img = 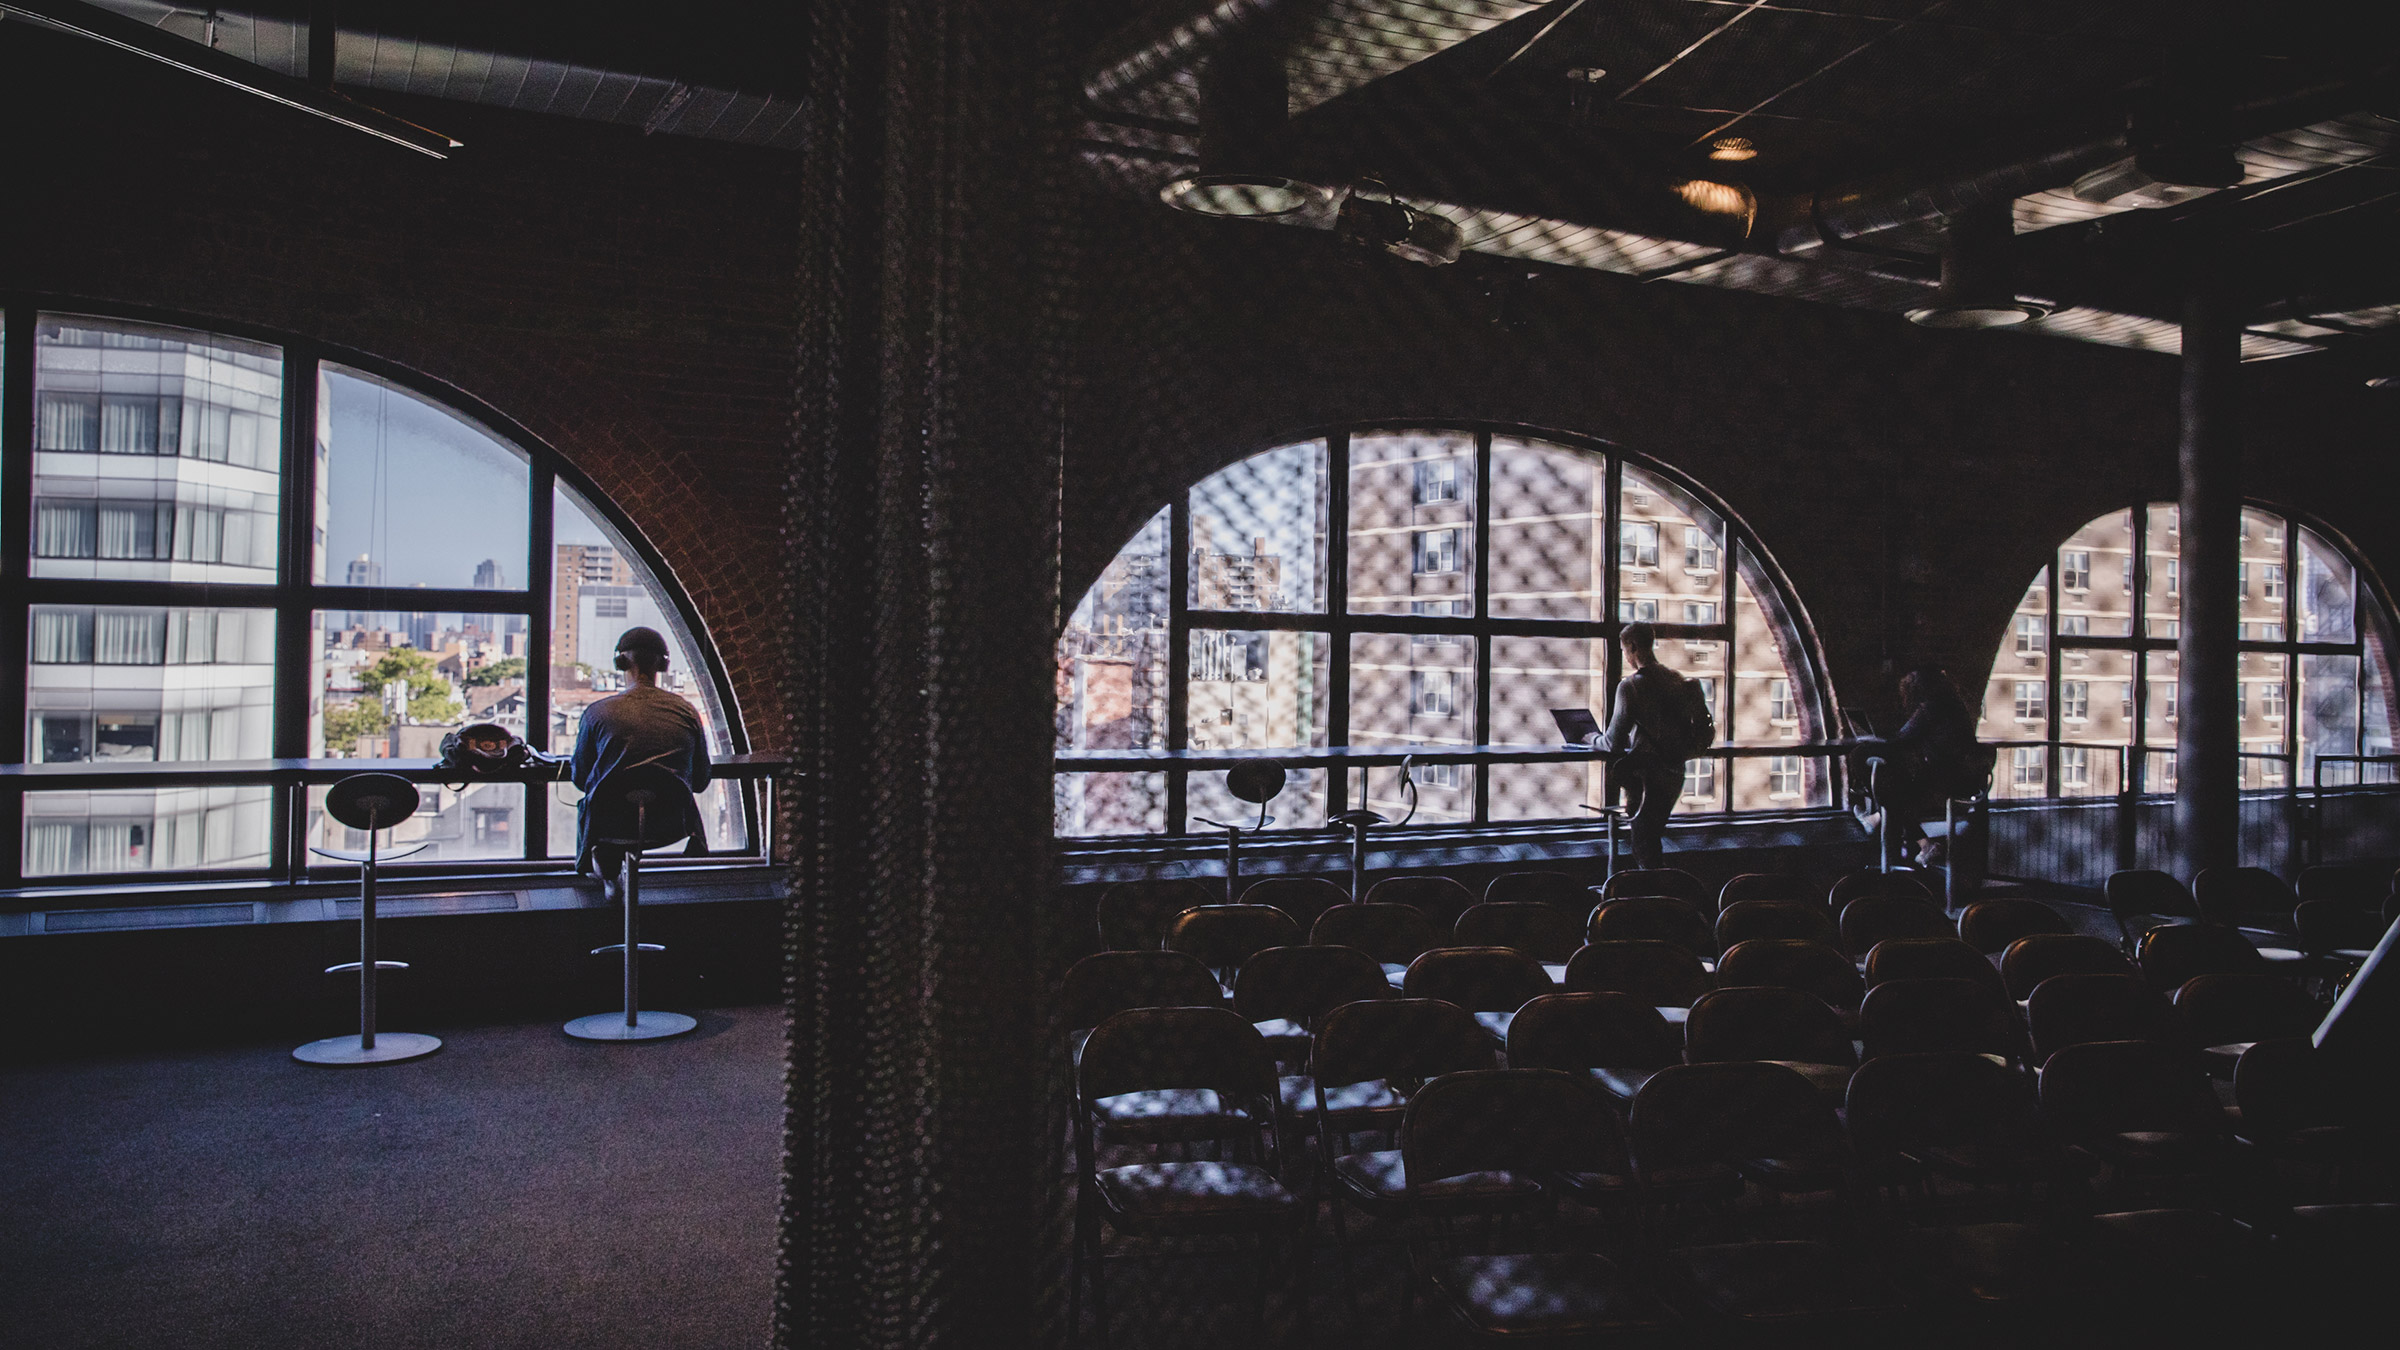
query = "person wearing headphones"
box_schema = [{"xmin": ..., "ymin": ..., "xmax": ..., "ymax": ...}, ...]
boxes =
[{"xmin": 570, "ymin": 626, "xmax": 713, "ymax": 891}]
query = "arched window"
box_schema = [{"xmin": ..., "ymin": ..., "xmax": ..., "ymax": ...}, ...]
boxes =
[
  {"xmin": 1054, "ymin": 427, "xmax": 1828, "ymax": 836},
  {"xmin": 1979, "ymin": 503, "xmax": 2397, "ymax": 799},
  {"xmin": 10, "ymin": 312, "xmax": 747, "ymax": 883}
]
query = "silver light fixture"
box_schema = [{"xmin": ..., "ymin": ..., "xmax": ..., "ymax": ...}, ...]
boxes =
[{"xmin": 1907, "ymin": 205, "xmax": 2050, "ymax": 329}]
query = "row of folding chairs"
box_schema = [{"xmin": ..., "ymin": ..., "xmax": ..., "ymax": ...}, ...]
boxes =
[
  {"xmin": 2107, "ymin": 865, "xmax": 2397, "ymax": 964},
  {"xmin": 1096, "ymin": 868, "xmax": 1943, "ymax": 954},
  {"xmin": 1072, "ymin": 995, "xmax": 2388, "ymax": 1342},
  {"xmin": 1151, "ymin": 890, "xmax": 1979, "ymax": 984}
]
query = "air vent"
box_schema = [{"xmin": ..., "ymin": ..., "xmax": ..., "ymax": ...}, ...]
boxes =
[{"xmin": 44, "ymin": 903, "xmax": 256, "ymax": 933}]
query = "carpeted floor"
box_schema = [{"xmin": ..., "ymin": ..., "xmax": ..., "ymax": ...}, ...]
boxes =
[{"xmin": 0, "ymin": 1006, "xmax": 782, "ymax": 1350}]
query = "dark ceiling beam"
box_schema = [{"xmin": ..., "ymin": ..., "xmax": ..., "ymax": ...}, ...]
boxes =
[{"xmin": 0, "ymin": 0, "xmax": 457, "ymax": 157}]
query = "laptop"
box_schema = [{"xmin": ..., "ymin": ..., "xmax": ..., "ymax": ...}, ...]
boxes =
[{"xmin": 1550, "ymin": 708, "xmax": 1603, "ymax": 749}]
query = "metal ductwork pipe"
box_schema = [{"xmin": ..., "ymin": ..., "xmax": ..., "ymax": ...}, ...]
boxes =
[
  {"xmin": 1084, "ymin": 0, "xmax": 1291, "ymax": 117},
  {"xmin": 1775, "ymin": 135, "xmax": 2129, "ymax": 257},
  {"xmin": 1905, "ymin": 204, "xmax": 2049, "ymax": 328},
  {"xmin": 1157, "ymin": 22, "xmax": 1313, "ymax": 217}
]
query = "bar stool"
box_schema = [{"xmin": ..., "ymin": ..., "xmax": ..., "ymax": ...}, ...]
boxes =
[
  {"xmin": 295, "ymin": 773, "xmax": 441, "ymax": 1066},
  {"xmin": 566, "ymin": 763, "xmax": 698, "ymax": 1041}
]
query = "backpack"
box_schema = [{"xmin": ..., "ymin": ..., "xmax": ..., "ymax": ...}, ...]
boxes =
[{"xmin": 1639, "ymin": 670, "xmax": 1716, "ymax": 761}]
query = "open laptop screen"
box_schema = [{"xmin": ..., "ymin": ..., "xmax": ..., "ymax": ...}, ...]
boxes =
[{"xmin": 1550, "ymin": 708, "xmax": 1602, "ymax": 747}]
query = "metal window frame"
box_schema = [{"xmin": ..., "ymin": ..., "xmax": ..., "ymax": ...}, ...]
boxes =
[
  {"xmin": 1068, "ymin": 421, "xmax": 1832, "ymax": 837},
  {"xmin": 0, "ymin": 300, "xmax": 757, "ymax": 896},
  {"xmin": 2037, "ymin": 500, "xmax": 2384, "ymax": 800}
]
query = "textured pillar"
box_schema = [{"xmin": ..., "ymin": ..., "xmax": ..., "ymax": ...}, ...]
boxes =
[
  {"xmin": 2175, "ymin": 288, "xmax": 2241, "ymax": 878},
  {"xmin": 780, "ymin": 2, "xmax": 1075, "ymax": 1345}
]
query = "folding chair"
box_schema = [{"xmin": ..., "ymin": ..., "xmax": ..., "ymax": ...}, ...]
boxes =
[
  {"xmin": 1072, "ymin": 1007, "xmax": 1307, "ymax": 1345},
  {"xmin": 1097, "ymin": 877, "xmax": 1214, "ymax": 951},
  {"xmin": 1400, "ymin": 1071, "xmax": 1677, "ymax": 1342},
  {"xmin": 1402, "ymin": 946, "xmax": 1557, "ymax": 1044},
  {"xmin": 1454, "ymin": 901, "xmax": 1583, "ymax": 965}
]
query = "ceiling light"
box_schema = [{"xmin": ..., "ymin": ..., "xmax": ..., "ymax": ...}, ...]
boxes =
[
  {"xmin": 1905, "ymin": 302, "xmax": 2048, "ymax": 329},
  {"xmin": 1161, "ymin": 174, "xmax": 1314, "ymax": 218},
  {"xmin": 1567, "ymin": 67, "xmax": 1607, "ymax": 83},
  {"xmin": 1907, "ymin": 204, "xmax": 2051, "ymax": 329},
  {"xmin": 2369, "ymin": 376, "xmax": 2396, "ymax": 389},
  {"xmin": 1673, "ymin": 179, "xmax": 1756, "ymax": 222},
  {"xmin": 1708, "ymin": 137, "xmax": 1757, "ymax": 162}
]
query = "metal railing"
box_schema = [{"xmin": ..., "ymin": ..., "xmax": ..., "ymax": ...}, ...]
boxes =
[{"xmin": 1978, "ymin": 742, "xmax": 2400, "ymax": 889}]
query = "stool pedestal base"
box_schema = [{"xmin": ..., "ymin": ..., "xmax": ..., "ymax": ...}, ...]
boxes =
[
  {"xmin": 293, "ymin": 1032, "xmax": 442, "ymax": 1066},
  {"xmin": 564, "ymin": 1011, "xmax": 696, "ymax": 1042}
]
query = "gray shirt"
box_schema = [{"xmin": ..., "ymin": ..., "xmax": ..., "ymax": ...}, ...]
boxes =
[
  {"xmin": 570, "ymin": 685, "xmax": 712, "ymax": 865},
  {"xmin": 1600, "ymin": 664, "xmax": 1688, "ymax": 762}
]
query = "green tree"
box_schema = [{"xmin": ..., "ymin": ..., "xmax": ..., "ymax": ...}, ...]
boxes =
[
  {"xmin": 465, "ymin": 656, "xmax": 525, "ymax": 687},
  {"xmin": 361, "ymin": 648, "xmax": 464, "ymax": 724},
  {"xmin": 322, "ymin": 699, "xmax": 390, "ymax": 756}
]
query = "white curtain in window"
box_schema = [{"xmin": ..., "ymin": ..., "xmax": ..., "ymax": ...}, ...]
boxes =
[
  {"xmin": 95, "ymin": 610, "xmax": 166, "ymax": 664},
  {"xmin": 35, "ymin": 502, "xmax": 96, "ymax": 557},
  {"xmin": 86, "ymin": 822, "xmax": 144, "ymax": 872},
  {"xmin": 101, "ymin": 397, "xmax": 159, "ymax": 455},
  {"xmin": 165, "ymin": 609, "xmax": 217, "ymax": 665},
  {"xmin": 189, "ymin": 403, "xmax": 233, "ymax": 462},
  {"xmin": 32, "ymin": 609, "xmax": 93, "ymax": 663},
  {"xmin": 96, "ymin": 505, "xmax": 156, "ymax": 559},
  {"xmin": 37, "ymin": 396, "xmax": 95, "ymax": 451},
  {"xmin": 25, "ymin": 824, "xmax": 84, "ymax": 876}
]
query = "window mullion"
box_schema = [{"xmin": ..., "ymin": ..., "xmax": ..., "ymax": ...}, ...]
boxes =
[
  {"xmin": 1472, "ymin": 427, "xmax": 1491, "ymax": 824},
  {"xmin": 525, "ymin": 462, "xmax": 555, "ymax": 861},
  {"xmin": 1325, "ymin": 433, "xmax": 1351, "ymax": 816},
  {"xmin": 1165, "ymin": 491, "xmax": 1191, "ymax": 833},
  {"xmin": 0, "ymin": 304, "xmax": 33, "ymax": 887}
]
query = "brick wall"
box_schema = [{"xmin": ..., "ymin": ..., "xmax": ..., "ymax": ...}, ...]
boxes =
[{"xmin": 0, "ymin": 31, "xmax": 799, "ymax": 747}]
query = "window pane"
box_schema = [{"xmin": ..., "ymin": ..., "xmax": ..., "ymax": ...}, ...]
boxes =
[
  {"xmin": 28, "ymin": 606, "xmax": 276, "ymax": 764},
  {"xmin": 1619, "ymin": 466, "xmax": 1723, "ymax": 636},
  {"xmin": 1982, "ymin": 567, "xmax": 2049, "ymax": 737},
  {"xmin": 313, "ymin": 611, "xmax": 523, "ymax": 759},
  {"xmin": 1192, "ymin": 439, "xmax": 1327, "ymax": 613},
  {"xmin": 1488, "ymin": 436, "xmax": 1602, "ymax": 619},
  {"xmin": 1058, "ymin": 507, "xmax": 1168, "ymax": 753},
  {"xmin": 32, "ymin": 316, "xmax": 282, "ymax": 583},
  {"xmin": 1184, "ymin": 628, "xmax": 1327, "ymax": 829},
  {"xmin": 1349, "ymin": 632, "xmax": 1475, "ymax": 823},
  {"xmin": 551, "ymin": 483, "xmax": 743, "ymax": 852},
  {"xmin": 2143, "ymin": 649, "xmax": 2185, "ymax": 789},
  {"xmin": 2143, "ymin": 504, "xmax": 2181, "ymax": 638},
  {"xmin": 2299, "ymin": 654, "xmax": 2359, "ymax": 787},
  {"xmin": 1732, "ymin": 545, "xmax": 1815, "ymax": 740},
  {"xmin": 1733, "ymin": 753, "xmax": 1826, "ymax": 809},
  {"xmin": 1488, "ymin": 635, "xmax": 1604, "ymax": 823},
  {"xmin": 2299, "ymin": 526, "xmax": 2355, "ymax": 643},
  {"xmin": 2059, "ymin": 510, "xmax": 2132, "ymax": 636},
  {"xmin": 1054, "ymin": 772, "xmax": 1167, "ymax": 836},
  {"xmin": 24, "ymin": 787, "xmax": 272, "ymax": 877},
  {"xmin": 308, "ymin": 782, "xmax": 524, "ymax": 864},
  {"xmin": 315, "ymin": 364, "xmax": 529, "ymax": 590},
  {"xmin": 1348, "ymin": 431, "xmax": 1473, "ymax": 617}
]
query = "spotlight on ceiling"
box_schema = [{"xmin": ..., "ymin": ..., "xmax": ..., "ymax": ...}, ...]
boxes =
[
  {"xmin": 2369, "ymin": 375, "xmax": 2396, "ymax": 389},
  {"xmin": 1161, "ymin": 174, "xmax": 1315, "ymax": 218},
  {"xmin": 1907, "ymin": 205, "xmax": 2051, "ymax": 329},
  {"xmin": 1708, "ymin": 136, "xmax": 1758, "ymax": 162},
  {"xmin": 1334, "ymin": 188, "xmax": 1462, "ymax": 266}
]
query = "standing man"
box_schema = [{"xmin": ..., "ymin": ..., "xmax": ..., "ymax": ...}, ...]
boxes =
[
  {"xmin": 571, "ymin": 626, "xmax": 713, "ymax": 890},
  {"xmin": 1598, "ymin": 622, "xmax": 1710, "ymax": 869}
]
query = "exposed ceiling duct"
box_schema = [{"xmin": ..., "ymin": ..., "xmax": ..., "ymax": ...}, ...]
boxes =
[
  {"xmin": 2013, "ymin": 111, "xmax": 2400, "ymax": 234},
  {"xmin": 74, "ymin": 0, "xmax": 806, "ymax": 150},
  {"xmin": 1084, "ymin": 0, "xmax": 1545, "ymax": 123}
]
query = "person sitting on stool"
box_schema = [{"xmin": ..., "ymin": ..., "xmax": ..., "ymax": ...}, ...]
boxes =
[{"xmin": 572, "ymin": 626, "xmax": 712, "ymax": 895}]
